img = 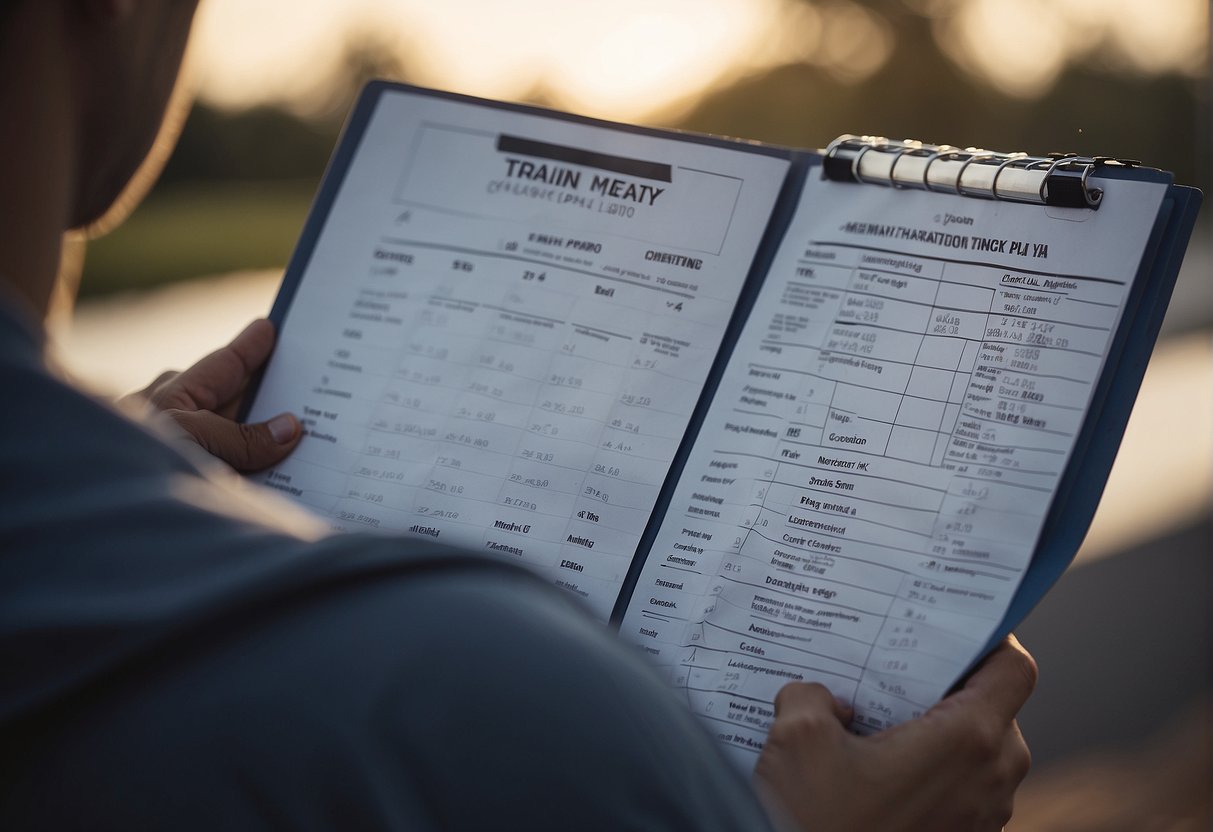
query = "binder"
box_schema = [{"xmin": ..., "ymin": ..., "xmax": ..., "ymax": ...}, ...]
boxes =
[
  {"xmin": 820, "ymin": 134, "xmax": 1114, "ymax": 208},
  {"xmin": 243, "ymin": 82, "xmax": 1203, "ymax": 745},
  {"xmin": 610, "ymin": 128, "xmax": 1200, "ymax": 662}
]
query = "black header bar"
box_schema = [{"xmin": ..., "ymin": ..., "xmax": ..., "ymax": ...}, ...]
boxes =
[{"xmin": 497, "ymin": 134, "xmax": 672, "ymax": 183}]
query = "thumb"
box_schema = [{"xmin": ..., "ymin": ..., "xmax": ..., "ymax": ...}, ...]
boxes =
[
  {"xmin": 755, "ymin": 682, "xmax": 855, "ymax": 822},
  {"xmin": 772, "ymin": 682, "xmax": 855, "ymax": 730},
  {"xmin": 167, "ymin": 409, "xmax": 301, "ymax": 472},
  {"xmin": 764, "ymin": 682, "xmax": 855, "ymax": 754}
]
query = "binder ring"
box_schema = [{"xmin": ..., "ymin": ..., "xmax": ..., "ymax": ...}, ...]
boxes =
[
  {"xmin": 851, "ymin": 141, "xmax": 885, "ymax": 185},
  {"xmin": 823, "ymin": 134, "xmax": 860, "ymax": 160},
  {"xmin": 921, "ymin": 146, "xmax": 959, "ymax": 193},
  {"xmin": 822, "ymin": 134, "xmax": 868, "ymax": 183},
  {"xmin": 1039, "ymin": 154, "xmax": 1077, "ymax": 202},
  {"xmin": 954, "ymin": 152, "xmax": 998, "ymax": 198},
  {"xmin": 887, "ymin": 142, "xmax": 925, "ymax": 189},
  {"xmin": 1039, "ymin": 154, "xmax": 1100, "ymax": 206},
  {"xmin": 990, "ymin": 153, "xmax": 1030, "ymax": 201}
]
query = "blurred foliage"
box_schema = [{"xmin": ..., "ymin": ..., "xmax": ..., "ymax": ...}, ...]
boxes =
[
  {"xmin": 674, "ymin": 12, "xmax": 1207, "ymax": 193},
  {"xmin": 79, "ymin": 2, "xmax": 1207, "ymax": 298},
  {"xmin": 81, "ymin": 181, "xmax": 316, "ymax": 297},
  {"xmin": 158, "ymin": 106, "xmax": 338, "ymax": 187}
]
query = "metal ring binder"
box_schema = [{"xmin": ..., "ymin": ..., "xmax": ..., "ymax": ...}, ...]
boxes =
[
  {"xmin": 990, "ymin": 153, "xmax": 1030, "ymax": 201},
  {"xmin": 1041, "ymin": 155, "xmax": 1103, "ymax": 208},
  {"xmin": 954, "ymin": 152, "xmax": 998, "ymax": 198},
  {"xmin": 822, "ymin": 134, "xmax": 1105, "ymax": 209},
  {"xmin": 850, "ymin": 141, "xmax": 880, "ymax": 184},
  {"xmin": 1039, "ymin": 155, "xmax": 1074, "ymax": 202},
  {"xmin": 887, "ymin": 141, "xmax": 925, "ymax": 188},
  {"xmin": 921, "ymin": 147, "xmax": 959, "ymax": 194}
]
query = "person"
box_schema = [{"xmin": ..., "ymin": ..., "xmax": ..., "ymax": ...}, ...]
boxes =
[{"xmin": 0, "ymin": 2, "xmax": 1036, "ymax": 829}]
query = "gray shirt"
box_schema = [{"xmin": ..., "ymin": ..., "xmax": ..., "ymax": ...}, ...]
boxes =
[{"xmin": 0, "ymin": 300, "xmax": 773, "ymax": 830}]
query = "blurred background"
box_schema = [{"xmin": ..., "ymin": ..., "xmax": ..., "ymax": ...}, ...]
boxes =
[{"xmin": 50, "ymin": 0, "xmax": 1210, "ymax": 827}]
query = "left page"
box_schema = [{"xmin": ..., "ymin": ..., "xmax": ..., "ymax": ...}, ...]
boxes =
[{"xmin": 245, "ymin": 87, "xmax": 790, "ymax": 619}]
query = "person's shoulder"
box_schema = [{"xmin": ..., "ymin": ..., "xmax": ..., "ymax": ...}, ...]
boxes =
[
  {"xmin": 339, "ymin": 557, "xmax": 775, "ymax": 829},
  {"xmin": 5, "ymin": 543, "xmax": 771, "ymax": 831}
]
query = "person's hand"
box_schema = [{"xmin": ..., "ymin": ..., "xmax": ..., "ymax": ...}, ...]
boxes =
[
  {"xmin": 123, "ymin": 319, "xmax": 301, "ymax": 472},
  {"xmin": 754, "ymin": 635, "xmax": 1037, "ymax": 832}
]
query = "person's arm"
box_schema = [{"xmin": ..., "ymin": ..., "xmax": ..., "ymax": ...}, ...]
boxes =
[
  {"xmin": 122, "ymin": 318, "xmax": 300, "ymax": 471},
  {"xmin": 754, "ymin": 635, "xmax": 1036, "ymax": 832}
]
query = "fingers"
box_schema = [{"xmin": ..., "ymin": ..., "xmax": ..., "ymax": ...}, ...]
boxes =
[
  {"xmin": 167, "ymin": 408, "xmax": 301, "ymax": 472},
  {"xmin": 960, "ymin": 719, "xmax": 1030, "ymax": 830},
  {"xmin": 129, "ymin": 320, "xmax": 298, "ymax": 472},
  {"xmin": 756, "ymin": 683, "xmax": 855, "ymax": 824},
  {"xmin": 1004, "ymin": 719, "xmax": 1032, "ymax": 787},
  {"xmin": 756, "ymin": 677, "xmax": 1032, "ymax": 832},
  {"xmin": 764, "ymin": 683, "xmax": 854, "ymax": 759},
  {"xmin": 956, "ymin": 636, "xmax": 1039, "ymax": 724},
  {"xmin": 139, "ymin": 370, "xmax": 181, "ymax": 399},
  {"xmin": 886, "ymin": 637, "xmax": 1036, "ymax": 780},
  {"xmin": 118, "ymin": 370, "xmax": 180, "ymax": 409},
  {"xmin": 890, "ymin": 636, "xmax": 1034, "ymax": 826},
  {"xmin": 149, "ymin": 319, "xmax": 276, "ymax": 413},
  {"xmin": 774, "ymin": 682, "xmax": 854, "ymax": 724}
]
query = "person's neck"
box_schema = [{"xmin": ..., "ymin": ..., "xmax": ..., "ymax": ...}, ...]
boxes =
[{"xmin": 0, "ymin": 2, "xmax": 78, "ymax": 325}]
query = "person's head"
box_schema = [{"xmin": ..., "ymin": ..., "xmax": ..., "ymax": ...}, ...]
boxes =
[
  {"xmin": 0, "ymin": 0, "xmax": 199, "ymax": 316},
  {"xmin": 1, "ymin": 0, "xmax": 198, "ymax": 225}
]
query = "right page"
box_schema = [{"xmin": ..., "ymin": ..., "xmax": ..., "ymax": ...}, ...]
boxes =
[{"xmin": 619, "ymin": 170, "xmax": 1168, "ymax": 769}]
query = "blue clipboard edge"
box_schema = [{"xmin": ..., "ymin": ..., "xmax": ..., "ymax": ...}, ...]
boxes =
[{"xmin": 975, "ymin": 174, "xmax": 1204, "ymax": 658}]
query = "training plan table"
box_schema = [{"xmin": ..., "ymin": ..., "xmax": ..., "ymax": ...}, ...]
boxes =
[
  {"xmin": 619, "ymin": 174, "xmax": 1165, "ymax": 767},
  {"xmin": 246, "ymin": 90, "xmax": 790, "ymax": 619}
]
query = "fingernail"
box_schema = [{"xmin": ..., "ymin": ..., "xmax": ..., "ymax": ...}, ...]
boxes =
[{"xmin": 268, "ymin": 413, "xmax": 297, "ymax": 444}]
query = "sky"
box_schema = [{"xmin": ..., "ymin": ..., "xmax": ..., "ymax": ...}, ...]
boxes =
[{"xmin": 186, "ymin": 0, "xmax": 1208, "ymax": 122}]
